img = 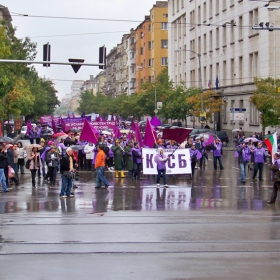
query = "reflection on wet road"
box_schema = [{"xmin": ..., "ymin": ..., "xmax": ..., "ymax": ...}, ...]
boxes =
[{"xmin": 0, "ymin": 150, "xmax": 277, "ymax": 214}]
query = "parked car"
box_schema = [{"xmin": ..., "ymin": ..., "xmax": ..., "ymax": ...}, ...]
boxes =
[
  {"xmin": 189, "ymin": 128, "xmax": 212, "ymax": 139},
  {"xmin": 20, "ymin": 124, "xmax": 36, "ymax": 139}
]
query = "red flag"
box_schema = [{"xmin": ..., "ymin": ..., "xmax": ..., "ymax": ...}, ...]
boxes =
[
  {"xmin": 143, "ymin": 119, "xmax": 157, "ymax": 148},
  {"xmin": 80, "ymin": 119, "xmax": 99, "ymax": 144},
  {"xmin": 162, "ymin": 128, "xmax": 192, "ymax": 144}
]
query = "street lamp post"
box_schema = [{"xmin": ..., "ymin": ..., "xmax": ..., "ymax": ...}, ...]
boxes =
[{"xmin": 175, "ymin": 49, "xmax": 204, "ymax": 127}]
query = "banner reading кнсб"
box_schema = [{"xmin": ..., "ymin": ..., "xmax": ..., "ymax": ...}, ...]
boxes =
[{"xmin": 142, "ymin": 148, "xmax": 191, "ymax": 175}]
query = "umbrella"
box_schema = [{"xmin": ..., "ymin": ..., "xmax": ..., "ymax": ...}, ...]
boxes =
[
  {"xmin": 53, "ymin": 132, "xmax": 67, "ymax": 138},
  {"xmin": 0, "ymin": 136, "xmax": 14, "ymax": 143},
  {"xmin": 69, "ymin": 129, "xmax": 80, "ymax": 133},
  {"xmin": 101, "ymin": 130, "xmax": 112, "ymax": 135},
  {"xmin": 244, "ymin": 137, "xmax": 259, "ymax": 143},
  {"xmin": 120, "ymin": 129, "xmax": 131, "ymax": 134},
  {"xmin": 70, "ymin": 145, "xmax": 84, "ymax": 151},
  {"xmin": 232, "ymin": 129, "xmax": 240, "ymax": 133},
  {"xmin": 23, "ymin": 144, "xmax": 43, "ymax": 150}
]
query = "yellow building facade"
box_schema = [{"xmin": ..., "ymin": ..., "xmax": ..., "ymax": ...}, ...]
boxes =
[{"xmin": 135, "ymin": 1, "xmax": 168, "ymax": 92}]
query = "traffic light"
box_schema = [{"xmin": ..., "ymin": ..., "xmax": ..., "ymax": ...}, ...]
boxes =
[
  {"xmin": 99, "ymin": 46, "xmax": 106, "ymax": 69},
  {"xmin": 43, "ymin": 43, "xmax": 51, "ymax": 67},
  {"xmin": 200, "ymin": 116, "xmax": 206, "ymax": 122}
]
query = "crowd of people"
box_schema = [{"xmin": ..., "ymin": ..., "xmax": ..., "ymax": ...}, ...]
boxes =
[{"xmin": 1, "ymin": 121, "xmax": 280, "ymax": 205}]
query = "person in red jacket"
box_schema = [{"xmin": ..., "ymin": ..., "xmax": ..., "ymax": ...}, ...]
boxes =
[{"xmin": 95, "ymin": 145, "xmax": 110, "ymax": 189}]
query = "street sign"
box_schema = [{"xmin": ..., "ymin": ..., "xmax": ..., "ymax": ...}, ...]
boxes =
[{"xmin": 230, "ymin": 107, "xmax": 246, "ymax": 112}]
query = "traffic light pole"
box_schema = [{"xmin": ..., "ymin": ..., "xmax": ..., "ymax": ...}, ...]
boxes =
[{"xmin": 0, "ymin": 59, "xmax": 105, "ymax": 68}]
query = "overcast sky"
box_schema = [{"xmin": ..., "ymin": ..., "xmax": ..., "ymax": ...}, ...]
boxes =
[{"xmin": 1, "ymin": 0, "xmax": 162, "ymax": 100}]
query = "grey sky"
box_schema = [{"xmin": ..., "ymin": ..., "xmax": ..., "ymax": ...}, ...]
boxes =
[{"xmin": 1, "ymin": 0, "xmax": 161, "ymax": 100}]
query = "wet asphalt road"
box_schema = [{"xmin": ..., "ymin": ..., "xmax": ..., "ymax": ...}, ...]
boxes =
[{"xmin": 1, "ymin": 147, "xmax": 280, "ymax": 279}]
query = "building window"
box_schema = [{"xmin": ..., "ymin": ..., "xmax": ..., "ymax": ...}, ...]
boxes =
[
  {"xmin": 190, "ymin": 10, "xmax": 195, "ymax": 27},
  {"xmin": 249, "ymin": 8, "xmax": 259, "ymax": 36},
  {"xmin": 230, "ymin": 58, "xmax": 234, "ymax": 85},
  {"xmin": 198, "ymin": 36, "xmax": 201, "ymax": 55},
  {"xmin": 209, "ymin": 31, "xmax": 213, "ymax": 51},
  {"xmin": 216, "ymin": 0, "xmax": 220, "ymax": 15},
  {"xmin": 239, "ymin": 56, "xmax": 243, "ymax": 84},
  {"xmin": 163, "ymin": 13, "xmax": 168, "ymax": 18},
  {"xmin": 203, "ymin": 33, "xmax": 207, "ymax": 53},
  {"xmin": 161, "ymin": 22, "xmax": 168, "ymax": 30},
  {"xmin": 140, "ymin": 47, "xmax": 143, "ymax": 55},
  {"xmin": 198, "ymin": 6, "xmax": 201, "ymax": 23},
  {"xmin": 172, "ymin": 0, "xmax": 175, "ymax": 15},
  {"xmin": 223, "ymin": 0, "xmax": 227, "ymax": 11},
  {"xmin": 161, "ymin": 40, "xmax": 168, "ymax": 48},
  {"xmin": 216, "ymin": 27, "xmax": 219, "ymax": 48},
  {"xmin": 250, "ymin": 103, "xmax": 259, "ymax": 124},
  {"xmin": 148, "ymin": 59, "xmax": 151, "ymax": 67},
  {"xmin": 182, "ymin": 15, "xmax": 186, "ymax": 36},
  {"xmin": 148, "ymin": 41, "xmax": 151, "ymax": 50},
  {"xmin": 203, "ymin": 2, "xmax": 207, "ymax": 22},
  {"xmin": 230, "ymin": 20, "xmax": 235, "ymax": 43},
  {"xmin": 223, "ymin": 60, "xmax": 227, "ymax": 86},
  {"xmin": 249, "ymin": 52, "xmax": 259, "ymax": 82},
  {"xmin": 148, "ymin": 24, "xmax": 151, "ymax": 32},
  {"xmin": 209, "ymin": 0, "xmax": 213, "ymax": 18},
  {"xmin": 161, "ymin": 57, "xmax": 168, "ymax": 66},
  {"xmin": 238, "ymin": 16, "xmax": 243, "ymax": 40},
  {"xmin": 223, "ymin": 26, "xmax": 227, "ymax": 45}
]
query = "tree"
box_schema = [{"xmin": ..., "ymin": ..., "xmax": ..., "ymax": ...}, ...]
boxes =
[
  {"xmin": 159, "ymin": 85, "xmax": 199, "ymax": 123},
  {"xmin": 186, "ymin": 90, "xmax": 223, "ymax": 119},
  {"xmin": 250, "ymin": 77, "xmax": 280, "ymax": 135}
]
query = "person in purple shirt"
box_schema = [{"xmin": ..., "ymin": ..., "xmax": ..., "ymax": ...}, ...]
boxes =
[
  {"xmin": 212, "ymin": 138, "xmax": 224, "ymax": 170},
  {"xmin": 251, "ymin": 141, "xmax": 267, "ymax": 181},
  {"xmin": 154, "ymin": 148, "xmax": 170, "ymax": 188},
  {"xmin": 35, "ymin": 123, "xmax": 42, "ymax": 144},
  {"xmin": 189, "ymin": 143, "xmax": 202, "ymax": 176},
  {"xmin": 236, "ymin": 142, "xmax": 251, "ymax": 183}
]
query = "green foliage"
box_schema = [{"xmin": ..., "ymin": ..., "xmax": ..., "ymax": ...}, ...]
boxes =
[
  {"xmin": 250, "ymin": 77, "xmax": 280, "ymax": 132},
  {"xmin": 0, "ymin": 25, "xmax": 59, "ymax": 121}
]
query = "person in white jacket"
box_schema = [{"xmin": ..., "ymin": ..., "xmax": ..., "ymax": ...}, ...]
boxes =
[{"xmin": 84, "ymin": 142, "xmax": 95, "ymax": 171}]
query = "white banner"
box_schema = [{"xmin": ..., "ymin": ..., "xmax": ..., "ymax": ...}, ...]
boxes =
[
  {"xmin": 230, "ymin": 112, "xmax": 244, "ymax": 121},
  {"xmin": 142, "ymin": 148, "xmax": 191, "ymax": 175}
]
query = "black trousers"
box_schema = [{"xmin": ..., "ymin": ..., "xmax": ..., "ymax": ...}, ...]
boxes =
[{"xmin": 269, "ymin": 181, "xmax": 280, "ymax": 203}]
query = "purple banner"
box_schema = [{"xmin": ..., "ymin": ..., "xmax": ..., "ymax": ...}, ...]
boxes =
[{"xmin": 61, "ymin": 120, "xmax": 116, "ymax": 132}]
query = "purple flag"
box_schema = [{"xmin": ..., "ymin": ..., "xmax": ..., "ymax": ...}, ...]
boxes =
[
  {"xmin": 143, "ymin": 119, "xmax": 157, "ymax": 148},
  {"xmin": 206, "ymin": 134, "xmax": 215, "ymax": 145},
  {"xmin": 101, "ymin": 115, "xmax": 106, "ymax": 121},
  {"xmin": 116, "ymin": 115, "xmax": 120, "ymax": 123},
  {"xmin": 96, "ymin": 116, "xmax": 101, "ymax": 122},
  {"xmin": 26, "ymin": 121, "xmax": 32, "ymax": 136},
  {"xmin": 51, "ymin": 118, "xmax": 57, "ymax": 134},
  {"xmin": 131, "ymin": 120, "xmax": 136, "ymax": 131},
  {"xmin": 80, "ymin": 119, "xmax": 99, "ymax": 144},
  {"xmin": 114, "ymin": 125, "xmax": 121, "ymax": 139},
  {"xmin": 150, "ymin": 116, "xmax": 161, "ymax": 127},
  {"xmin": 134, "ymin": 121, "xmax": 143, "ymax": 147}
]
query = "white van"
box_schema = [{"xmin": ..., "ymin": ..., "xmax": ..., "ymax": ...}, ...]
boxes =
[{"xmin": 20, "ymin": 124, "xmax": 36, "ymax": 139}]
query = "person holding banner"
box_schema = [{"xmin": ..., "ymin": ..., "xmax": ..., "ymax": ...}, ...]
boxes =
[{"xmin": 155, "ymin": 148, "xmax": 170, "ymax": 188}]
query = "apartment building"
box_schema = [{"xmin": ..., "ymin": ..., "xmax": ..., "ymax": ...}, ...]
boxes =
[
  {"xmin": 134, "ymin": 1, "xmax": 169, "ymax": 92},
  {"xmin": 105, "ymin": 47, "xmax": 117, "ymax": 97},
  {"xmin": 168, "ymin": 0, "xmax": 280, "ymax": 133},
  {"xmin": 0, "ymin": 5, "xmax": 12, "ymax": 31},
  {"xmin": 95, "ymin": 71, "xmax": 106, "ymax": 94}
]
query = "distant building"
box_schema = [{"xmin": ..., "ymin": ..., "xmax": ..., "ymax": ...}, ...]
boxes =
[
  {"xmin": 0, "ymin": 5, "xmax": 12, "ymax": 31},
  {"xmin": 105, "ymin": 47, "xmax": 117, "ymax": 97}
]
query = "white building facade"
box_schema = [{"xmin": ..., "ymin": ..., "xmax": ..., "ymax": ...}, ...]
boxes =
[{"xmin": 168, "ymin": 0, "xmax": 280, "ymax": 134}]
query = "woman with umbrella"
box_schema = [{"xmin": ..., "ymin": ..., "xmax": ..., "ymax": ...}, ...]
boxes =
[{"xmin": 27, "ymin": 145, "xmax": 42, "ymax": 187}]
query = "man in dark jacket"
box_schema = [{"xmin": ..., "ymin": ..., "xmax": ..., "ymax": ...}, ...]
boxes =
[
  {"xmin": 59, "ymin": 147, "xmax": 76, "ymax": 198},
  {"xmin": 267, "ymin": 152, "xmax": 280, "ymax": 204}
]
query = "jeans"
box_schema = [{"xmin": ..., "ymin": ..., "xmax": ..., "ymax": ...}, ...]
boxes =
[
  {"xmin": 213, "ymin": 156, "xmax": 224, "ymax": 170},
  {"xmin": 133, "ymin": 163, "xmax": 141, "ymax": 179},
  {"xmin": 38, "ymin": 160, "xmax": 46, "ymax": 178},
  {"xmin": 239, "ymin": 162, "xmax": 248, "ymax": 182},
  {"xmin": 96, "ymin": 166, "xmax": 109, "ymax": 187},
  {"xmin": 156, "ymin": 169, "xmax": 167, "ymax": 185},
  {"xmin": 252, "ymin": 162, "xmax": 264, "ymax": 180},
  {"xmin": 60, "ymin": 174, "xmax": 73, "ymax": 196},
  {"xmin": 0, "ymin": 168, "xmax": 8, "ymax": 191}
]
